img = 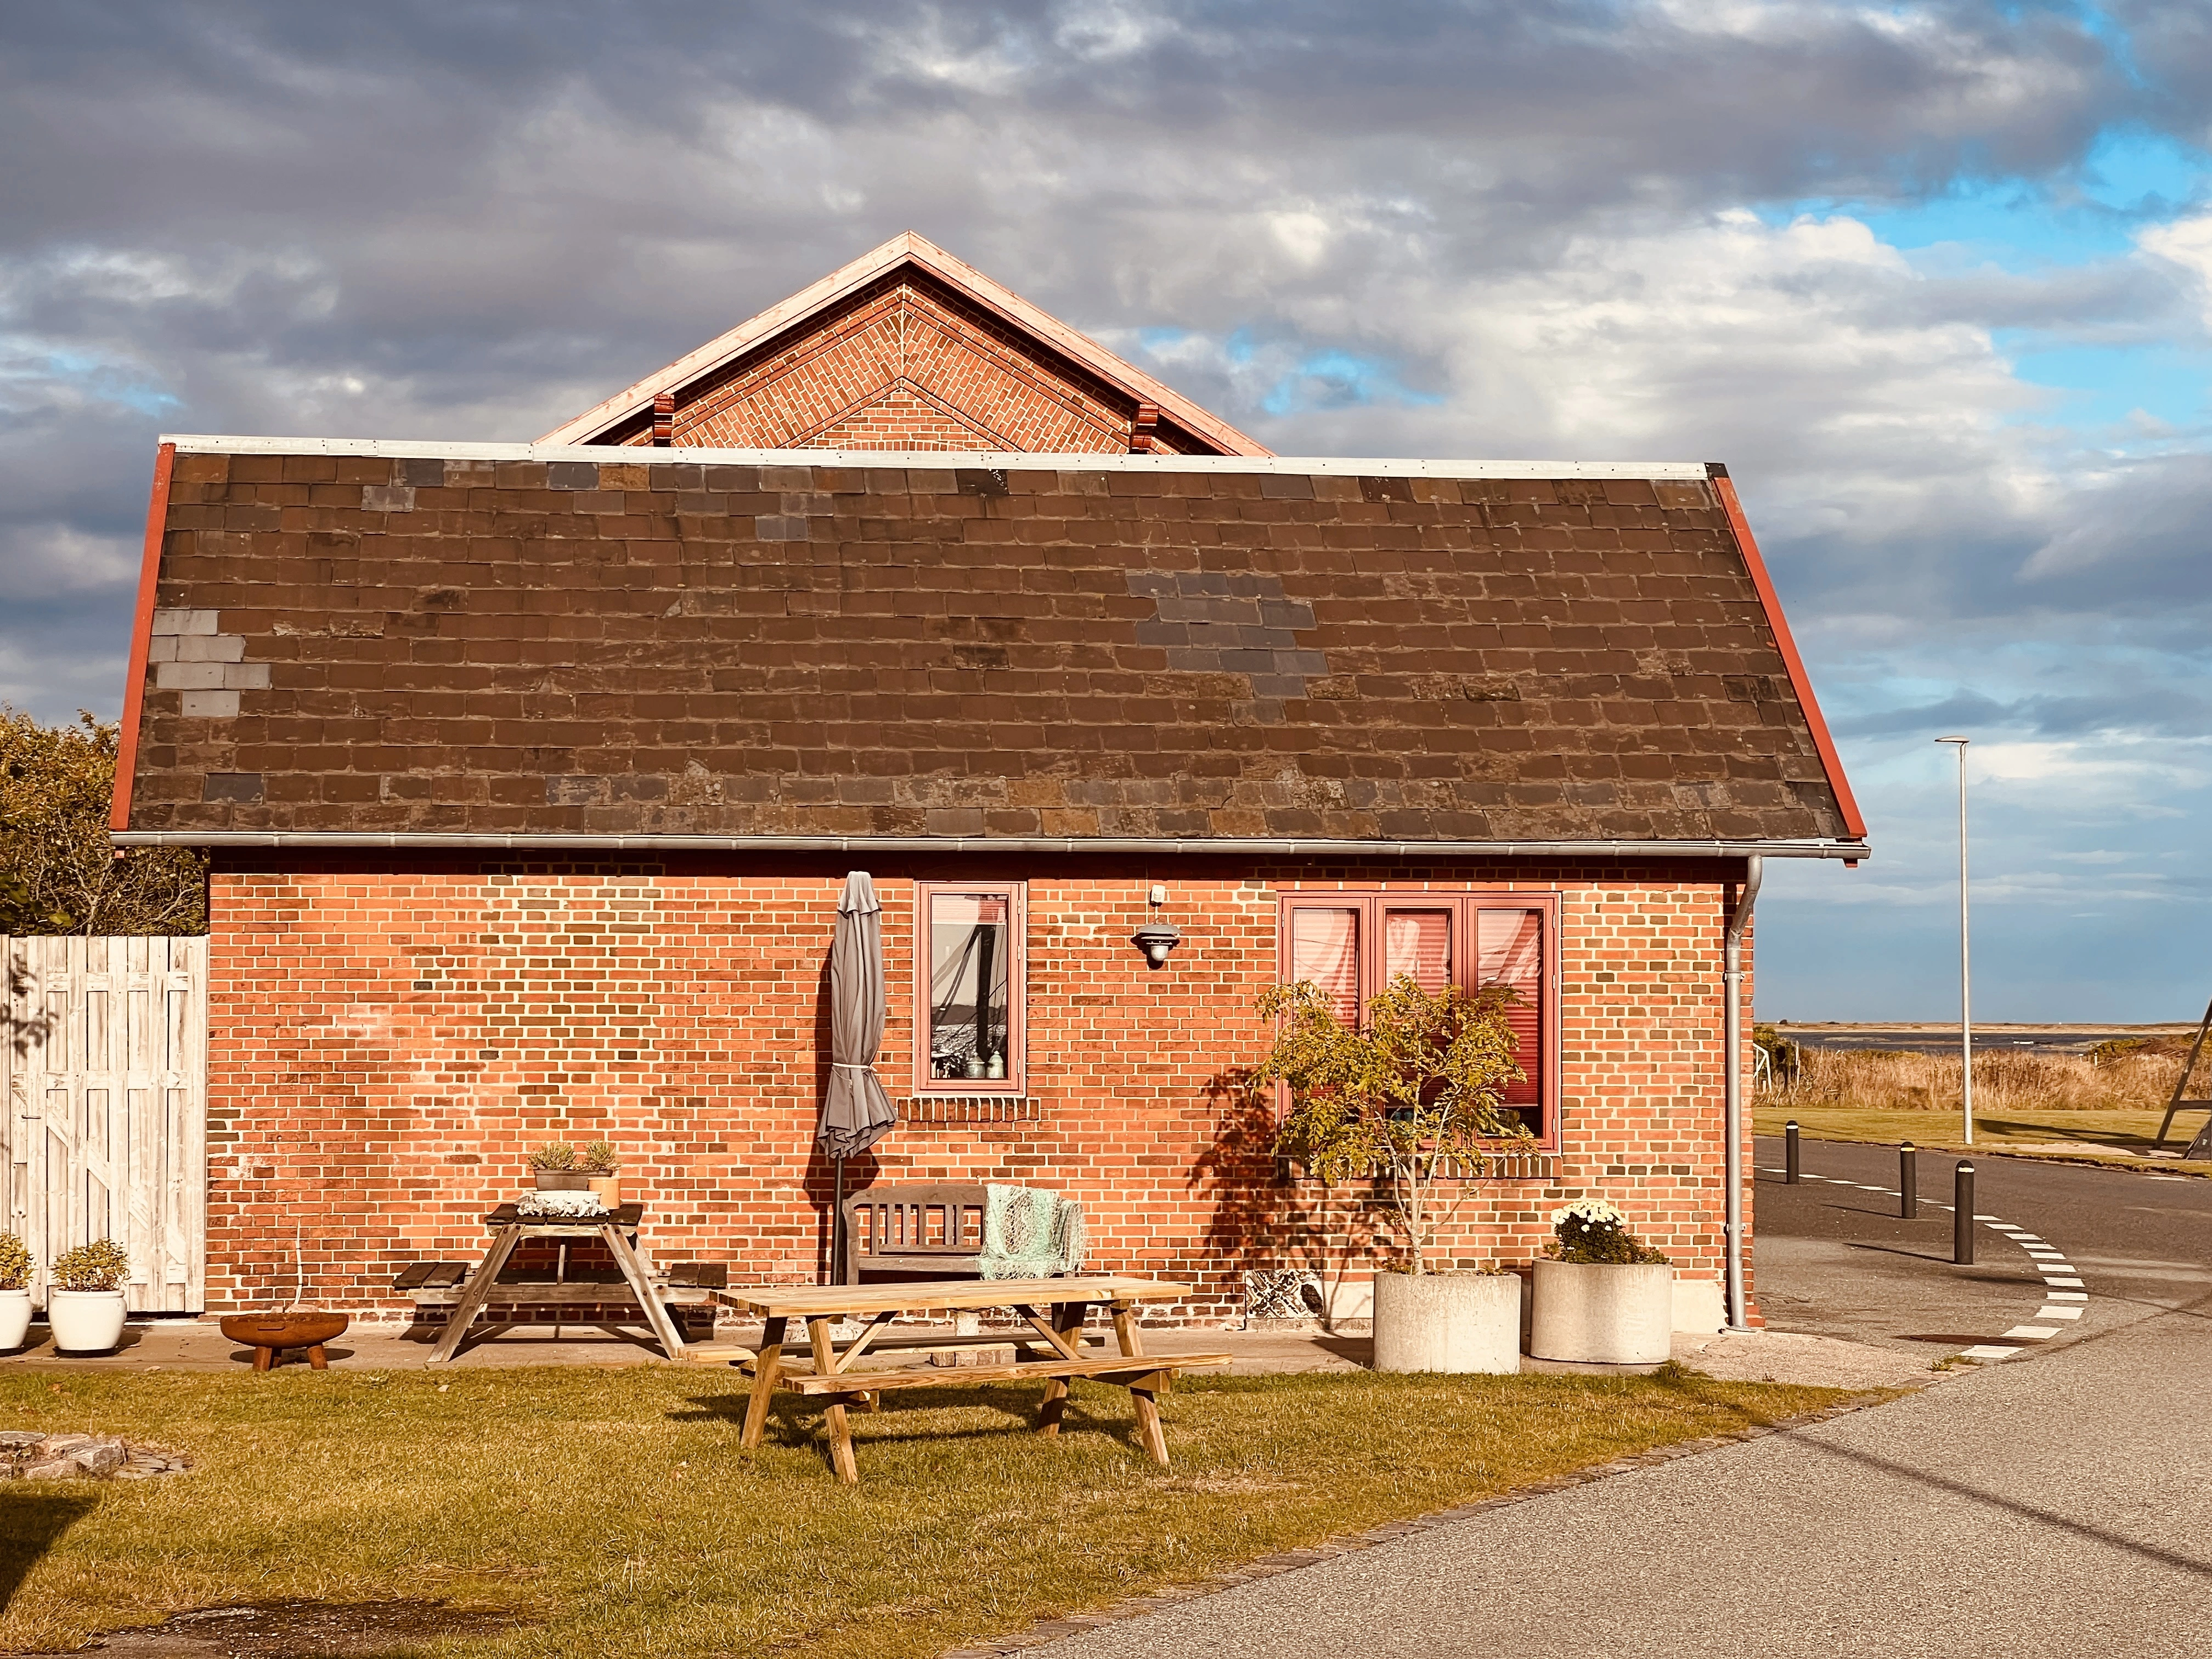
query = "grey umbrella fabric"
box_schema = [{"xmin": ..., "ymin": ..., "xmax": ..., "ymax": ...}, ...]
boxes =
[{"xmin": 819, "ymin": 871, "xmax": 896, "ymax": 1159}]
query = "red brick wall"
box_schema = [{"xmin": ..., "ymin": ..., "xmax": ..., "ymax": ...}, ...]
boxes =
[{"xmin": 202, "ymin": 854, "xmax": 1757, "ymax": 1324}]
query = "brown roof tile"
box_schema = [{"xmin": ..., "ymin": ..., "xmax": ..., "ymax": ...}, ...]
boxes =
[{"xmin": 120, "ymin": 451, "xmax": 1857, "ymax": 845}]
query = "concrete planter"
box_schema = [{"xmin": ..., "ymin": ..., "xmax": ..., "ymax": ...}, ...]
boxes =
[
  {"xmin": 1530, "ymin": 1260, "xmax": 1672, "ymax": 1363},
  {"xmin": 0, "ymin": 1288, "xmax": 30, "ymax": 1352},
  {"xmin": 1371, "ymin": 1271, "xmax": 1520, "ymax": 1373},
  {"xmin": 47, "ymin": 1289, "xmax": 127, "ymax": 1355}
]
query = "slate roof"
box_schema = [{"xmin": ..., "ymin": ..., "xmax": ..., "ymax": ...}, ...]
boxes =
[{"xmin": 114, "ymin": 442, "xmax": 1865, "ymax": 851}]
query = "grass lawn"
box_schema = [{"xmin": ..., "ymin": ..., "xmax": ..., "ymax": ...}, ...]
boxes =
[
  {"xmin": 1, "ymin": 1363, "xmax": 1850, "ymax": 1657},
  {"xmin": 1754, "ymin": 1105, "xmax": 2209, "ymax": 1171}
]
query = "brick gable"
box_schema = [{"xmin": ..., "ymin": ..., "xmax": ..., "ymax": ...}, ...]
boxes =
[
  {"xmin": 541, "ymin": 232, "xmax": 1268, "ymax": 456},
  {"xmin": 644, "ymin": 274, "xmax": 1182, "ymax": 454}
]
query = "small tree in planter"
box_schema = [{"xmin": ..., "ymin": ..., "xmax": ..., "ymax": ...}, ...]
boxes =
[
  {"xmin": 48, "ymin": 1239, "xmax": 131, "ymax": 1354},
  {"xmin": 1530, "ymin": 1198, "xmax": 1674, "ymax": 1364},
  {"xmin": 0, "ymin": 1233, "xmax": 32, "ymax": 1351},
  {"xmin": 1251, "ymin": 975, "xmax": 1532, "ymax": 1372}
]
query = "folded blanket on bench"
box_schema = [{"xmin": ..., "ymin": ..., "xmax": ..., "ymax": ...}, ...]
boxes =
[{"xmin": 979, "ymin": 1184, "xmax": 1087, "ymax": 1279}]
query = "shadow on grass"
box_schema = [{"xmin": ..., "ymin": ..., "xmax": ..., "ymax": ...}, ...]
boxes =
[
  {"xmin": 676, "ymin": 1385, "xmax": 1159, "ymax": 1455},
  {"xmin": 0, "ymin": 1488, "xmax": 98, "ymax": 1615}
]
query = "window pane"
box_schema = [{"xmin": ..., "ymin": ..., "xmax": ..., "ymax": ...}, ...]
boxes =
[
  {"xmin": 928, "ymin": 893, "xmax": 1011, "ymax": 1081},
  {"xmin": 1477, "ymin": 908, "xmax": 1544, "ymax": 1121},
  {"xmin": 1291, "ymin": 907, "xmax": 1362, "ymax": 1025},
  {"xmin": 1383, "ymin": 910, "xmax": 1453, "ymax": 992}
]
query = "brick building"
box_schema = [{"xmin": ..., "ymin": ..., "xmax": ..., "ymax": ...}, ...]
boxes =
[{"xmin": 112, "ymin": 233, "xmax": 1867, "ymax": 1327}]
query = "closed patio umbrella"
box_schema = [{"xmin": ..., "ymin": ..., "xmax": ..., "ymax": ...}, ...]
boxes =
[{"xmin": 820, "ymin": 871, "xmax": 895, "ymax": 1279}]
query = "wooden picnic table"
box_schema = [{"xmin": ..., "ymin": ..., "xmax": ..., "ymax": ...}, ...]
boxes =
[
  {"xmin": 423, "ymin": 1202, "xmax": 691, "ymax": 1364},
  {"xmin": 715, "ymin": 1276, "xmax": 1228, "ymax": 1483}
]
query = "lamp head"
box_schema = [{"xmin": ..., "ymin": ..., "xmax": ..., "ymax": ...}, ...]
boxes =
[
  {"xmin": 1934, "ymin": 735, "xmax": 1969, "ymax": 746},
  {"xmin": 1131, "ymin": 923, "xmax": 1182, "ymax": 970}
]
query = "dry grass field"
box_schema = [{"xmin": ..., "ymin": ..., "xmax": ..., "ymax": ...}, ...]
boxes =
[{"xmin": 1754, "ymin": 1035, "xmax": 2208, "ymax": 1165}]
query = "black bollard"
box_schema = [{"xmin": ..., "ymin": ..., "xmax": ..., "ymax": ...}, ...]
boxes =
[
  {"xmin": 1954, "ymin": 1161, "xmax": 1975, "ymax": 1264},
  {"xmin": 1900, "ymin": 1142, "xmax": 1917, "ymax": 1220},
  {"xmin": 1785, "ymin": 1120, "xmax": 1801, "ymax": 1184}
]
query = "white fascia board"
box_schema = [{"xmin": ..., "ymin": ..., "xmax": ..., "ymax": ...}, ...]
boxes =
[{"xmin": 160, "ymin": 435, "xmax": 1712, "ymax": 482}]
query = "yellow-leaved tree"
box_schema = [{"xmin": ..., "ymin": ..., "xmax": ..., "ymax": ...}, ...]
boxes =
[
  {"xmin": 0, "ymin": 708, "xmax": 205, "ymax": 936},
  {"xmin": 1252, "ymin": 975, "xmax": 1530, "ymax": 1276}
]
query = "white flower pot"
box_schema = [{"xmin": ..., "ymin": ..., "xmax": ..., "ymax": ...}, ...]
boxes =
[
  {"xmin": 0, "ymin": 1288, "xmax": 30, "ymax": 1351},
  {"xmin": 1371, "ymin": 1271, "xmax": 1521, "ymax": 1374},
  {"xmin": 1530, "ymin": 1260, "xmax": 1673, "ymax": 1364},
  {"xmin": 47, "ymin": 1289, "xmax": 127, "ymax": 1355}
]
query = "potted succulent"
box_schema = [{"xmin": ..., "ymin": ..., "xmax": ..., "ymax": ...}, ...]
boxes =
[
  {"xmin": 0, "ymin": 1232, "xmax": 32, "ymax": 1351},
  {"xmin": 527, "ymin": 1142, "xmax": 592, "ymax": 1190},
  {"xmin": 578, "ymin": 1140, "xmax": 622, "ymax": 1207},
  {"xmin": 1252, "ymin": 974, "xmax": 1531, "ymax": 1373},
  {"xmin": 48, "ymin": 1239, "xmax": 132, "ymax": 1354},
  {"xmin": 1530, "ymin": 1198, "xmax": 1673, "ymax": 1364}
]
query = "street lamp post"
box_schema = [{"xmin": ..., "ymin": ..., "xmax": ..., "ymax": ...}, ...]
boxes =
[{"xmin": 1936, "ymin": 735, "xmax": 1972, "ymax": 1147}]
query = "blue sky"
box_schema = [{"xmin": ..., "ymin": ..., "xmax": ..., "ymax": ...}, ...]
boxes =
[{"xmin": 1, "ymin": 1, "xmax": 2208, "ymax": 1020}]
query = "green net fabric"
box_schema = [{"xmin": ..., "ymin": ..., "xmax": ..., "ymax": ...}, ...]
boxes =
[{"xmin": 979, "ymin": 1184, "xmax": 1087, "ymax": 1279}]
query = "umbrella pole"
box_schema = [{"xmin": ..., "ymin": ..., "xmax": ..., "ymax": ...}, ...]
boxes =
[{"xmin": 832, "ymin": 1153, "xmax": 847, "ymax": 1284}]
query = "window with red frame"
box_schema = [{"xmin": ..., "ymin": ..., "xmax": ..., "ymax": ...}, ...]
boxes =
[
  {"xmin": 1279, "ymin": 894, "xmax": 1555, "ymax": 1138},
  {"xmin": 915, "ymin": 882, "xmax": 1026, "ymax": 1092}
]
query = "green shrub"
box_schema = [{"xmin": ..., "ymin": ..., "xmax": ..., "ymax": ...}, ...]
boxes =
[
  {"xmin": 0, "ymin": 1233, "xmax": 30, "ymax": 1291},
  {"xmin": 51, "ymin": 1239, "xmax": 130, "ymax": 1292}
]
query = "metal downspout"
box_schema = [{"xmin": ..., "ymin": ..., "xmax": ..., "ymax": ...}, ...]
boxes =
[{"xmin": 1723, "ymin": 854, "xmax": 1763, "ymax": 1331}]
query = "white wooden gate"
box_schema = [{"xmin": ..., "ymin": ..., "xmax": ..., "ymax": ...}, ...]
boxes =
[{"xmin": 2, "ymin": 936, "xmax": 206, "ymax": 1311}]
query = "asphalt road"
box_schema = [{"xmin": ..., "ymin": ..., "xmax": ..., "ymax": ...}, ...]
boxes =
[{"xmin": 1037, "ymin": 1144, "xmax": 2212, "ymax": 1659}]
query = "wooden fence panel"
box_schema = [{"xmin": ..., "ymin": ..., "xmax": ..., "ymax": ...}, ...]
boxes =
[{"xmin": 2, "ymin": 936, "xmax": 207, "ymax": 1312}]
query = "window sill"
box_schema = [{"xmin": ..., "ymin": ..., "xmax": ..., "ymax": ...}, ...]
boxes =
[
  {"xmin": 1274, "ymin": 1150, "xmax": 1559, "ymax": 1183},
  {"xmin": 896, "ymin": 1094, "xmax": 1042, "ymax": 1125}
]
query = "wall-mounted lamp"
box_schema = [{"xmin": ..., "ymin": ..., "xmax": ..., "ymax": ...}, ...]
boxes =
[{"xmin": 1131, "ymin": 923, "xmax": 1182, "ymax": 970}]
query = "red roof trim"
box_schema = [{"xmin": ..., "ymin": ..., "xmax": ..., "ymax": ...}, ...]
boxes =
[
  {"xmin": 110, "ymin": 441, "xmax": 174, "ymax": 833},
  {"xmin": 1709, "ymin": 467, "xmax": 1866, "ymax": 841}
]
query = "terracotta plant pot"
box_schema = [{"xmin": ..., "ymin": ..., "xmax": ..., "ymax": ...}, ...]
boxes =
[
  {"xmin": 588, "ymin": 1174, "xmax": 622, "ymax": 1206},
  {"xmin": 47, "ymin": 1289, "xmax": 127, "ymax": 1354},
  {"xmin": 0, "ymin": 1287, "xmax": 31, "ymax": 1352},
  {"xmin": 533, "ymin": 1169, "xmax": 592, "ymax": 1190},
  {"xmin": 219, "ymin": 1310, "xmax": 351, "ymax": 1372}
]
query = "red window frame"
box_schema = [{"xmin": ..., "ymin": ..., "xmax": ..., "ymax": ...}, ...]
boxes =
[
  {"xmin": 912, "ymin": 881, "xmax": 1028, "ymax": 1095},
  {"xmin": 1276, "ymin": 890, "xmax": 1561, "ymax": 1146}
]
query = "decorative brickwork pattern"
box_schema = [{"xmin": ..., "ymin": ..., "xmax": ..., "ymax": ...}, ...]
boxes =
[
  {"xmin": 601, "ymin": 273, "xmax": 1221, "ymax": 454},
  {"xmin": 200, "ymin": 853, "xmax": 1759, "ymax": 1327},
  {"xmin": 128, "ymin": 452, "xmax": 1850, "ymax": 844}
]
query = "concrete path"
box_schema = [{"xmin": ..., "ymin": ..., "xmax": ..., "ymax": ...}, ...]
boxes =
[{"xmin": 1034, "ymin": 1145, "xmax": 2212, "ymax": 1659}]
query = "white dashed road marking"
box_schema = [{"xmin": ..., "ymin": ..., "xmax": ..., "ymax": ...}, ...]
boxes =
[{"xmin": 1762, "ymin": 1156, "xmax": 2092, "ymax": 1363}]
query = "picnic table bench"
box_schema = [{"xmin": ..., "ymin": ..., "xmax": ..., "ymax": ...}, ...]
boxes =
[
  {"xmin": 402, "ymin": 1203, "xmax": 719, "ymax": 1363},
  {"xmin": 713, "ymin": 1276, "xmax": 1228, "ymax": 1484}
]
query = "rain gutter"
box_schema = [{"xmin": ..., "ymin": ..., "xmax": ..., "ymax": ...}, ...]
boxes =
[
  {"xmin": 111, "ymin": 832, "xmax": 1870, "ymax": 859},
  {"xmin": 1723, "ymin": 853, "xmax": 1764, "ymax": 1331}
]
